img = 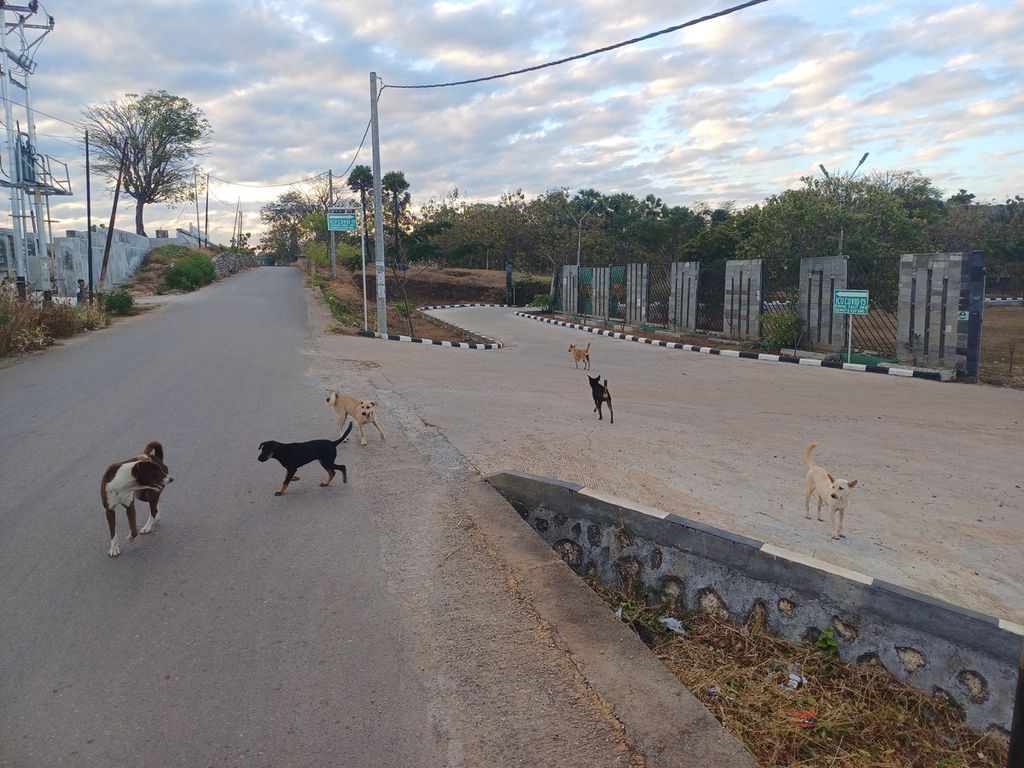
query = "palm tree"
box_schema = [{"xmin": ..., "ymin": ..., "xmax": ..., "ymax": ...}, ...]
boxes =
[
  {"xmin": 381, "ymin": 171, "xmax": 411, "ymax": 251},
  {"xmin": 347, "ymin": 165, "xmax": 374, "ymax": 238},
  {"xmin": 381, "ymin": 171, "xmax": 413, "ymax": 335}
]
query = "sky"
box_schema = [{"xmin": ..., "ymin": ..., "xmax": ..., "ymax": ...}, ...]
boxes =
[{"xmin": 8, "ymin": 0, "xmax": 1024, "ymax": 245}]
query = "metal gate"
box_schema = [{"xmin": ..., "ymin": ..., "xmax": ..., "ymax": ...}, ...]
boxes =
[
  {"xmin": 848, "ymin": 255, "xmax": 898, "ymax": 359},
  {"xmin": 695, "ymin": 258, "xmax": 727, "ymax": 333}
]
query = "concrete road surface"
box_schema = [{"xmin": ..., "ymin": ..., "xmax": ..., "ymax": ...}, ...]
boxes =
[
  {"xmin": 0, "ymin": 268, "xmax": 756, "ymax": 768},
  {"xmin": 311, "ymin": 303, "xmax": 1023, "ymax": 626}
]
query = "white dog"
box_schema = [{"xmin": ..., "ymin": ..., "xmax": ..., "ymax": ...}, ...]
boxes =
[
  {"xmin": 803, "ymin": 443, "xmax": 858, "ymax": 540},
  {"xmin": 326, "ymin": 392, "xmax": 385, "ymax": 447}
]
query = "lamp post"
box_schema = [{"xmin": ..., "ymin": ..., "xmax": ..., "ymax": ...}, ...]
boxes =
[
  {"xmin": 567, "ymin": 200, "xmax": 599, "ymax": 268},
  {"xmin": 819, "ymin": 151, "xmax": 869, "ymax": 258}
]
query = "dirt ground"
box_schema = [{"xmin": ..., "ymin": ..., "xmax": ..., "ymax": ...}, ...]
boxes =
[
  {"xmin": 979, "ymin": 306, "xmax": 1024, "ymax": 388},
  {"xmin": 309, "ymin": 301, "xmax": 1024, "ymax": 627}
]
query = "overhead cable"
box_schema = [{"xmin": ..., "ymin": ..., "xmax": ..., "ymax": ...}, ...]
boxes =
[{"xmin": 383, "ymin": 0, "xmax": 771, "ymax": 90}]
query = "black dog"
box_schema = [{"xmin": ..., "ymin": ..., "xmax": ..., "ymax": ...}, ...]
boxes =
[
  {"xmin": 588, "ymin": 375, "xmax": 613, "ymax": 423},
  {"xmin": 258, "ymin": 422, "xmax": 353, "ymax": 496}
]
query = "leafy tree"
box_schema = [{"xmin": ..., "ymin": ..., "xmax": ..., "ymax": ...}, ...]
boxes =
[
  {"xmin": 82, "ymin": 90, "xmax": 212, "ymax": 236},
  {"xmin": 258, "ymin": 191, "xmax": 319, "ymax": 264}
]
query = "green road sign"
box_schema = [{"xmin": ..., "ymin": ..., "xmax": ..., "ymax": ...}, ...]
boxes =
[
  {"xmin": 328, "ymin": 212, "xmax": 358, "ymax": 232},
  {"xmin": 833, "ymin": 289, "xmax": 869, "ymax": 316}
]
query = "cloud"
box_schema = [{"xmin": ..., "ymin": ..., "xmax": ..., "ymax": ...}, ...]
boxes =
[{"xmin": 10, "ymin": 0, "xmax": 1023, "ymax": 245}]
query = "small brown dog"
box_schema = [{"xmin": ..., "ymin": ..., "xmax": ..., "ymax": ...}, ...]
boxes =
[
  {"xmin": 803, "ymin": 443, "xmax": 858, "ymax": 540},
  {"xmin": 326, "ymin": 392, "xmax": 385, "ymax": 447},
  {"xmin": 569, "ymin": 342, "xmax": 591, "ymax": 369}
]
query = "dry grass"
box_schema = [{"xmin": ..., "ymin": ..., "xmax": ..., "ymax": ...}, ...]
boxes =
[
  {"xmin": 593, "ymin": 582, "xmax": 1008, "ymax": 768},
  {"xmin": 979, "ymin": 306, "xmax": 1024, "ymax": 388},
  {"xmin": 1, "ymin": 295, "xmax": 108, "ymax": 357}
]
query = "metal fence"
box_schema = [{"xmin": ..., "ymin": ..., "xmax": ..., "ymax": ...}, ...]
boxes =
[{"xmin": 552, "ymin": 255, "xmax": 901, "ymax": 359}]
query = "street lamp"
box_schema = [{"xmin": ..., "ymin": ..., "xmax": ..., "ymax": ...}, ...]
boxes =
[
  {"xmin": 819, "ymin": 151, "xmax": 869, "ymax": 258},
  {"xmin": 567, "ymin": 201, "xmax": 599, "ymax": 268}
]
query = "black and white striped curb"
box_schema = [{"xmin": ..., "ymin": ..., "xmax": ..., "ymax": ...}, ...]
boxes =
[
  {"xmin": 417, "ymin": 305, "xmax": 504, "ymax": 348},
  {"xmin": 358, "ymin": 330, "xmax": 502, "ymax": 350},
  {"xmin": 417, "ymin": 303, "xmax": 512, "ymax": 310},
  {"xmin": 985, "ymin": 297, "xmax": 1023, "ymax": 305},
  {"xmin": 515, "ymin": 312, "xmax": 947, "ymax": 381}
]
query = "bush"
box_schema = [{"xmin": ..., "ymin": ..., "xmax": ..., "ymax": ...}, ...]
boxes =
[
  {"xmin": 763, "ymin": 301, "xmax": 802, "ymax": 349},
  {"xmin": 165, "ymin": 254, "xmax": 216, "ymax": 291},
  {"xmin": 528, "ymin": 294, "xmax": 551, "ymax": 309},
  {"xmin": 104, "ymin": 288, "xmax": 135, "ymax": 316},
  {"xmin": 41, "ymin": 304, "xmax": 86, "ymax": 336}
]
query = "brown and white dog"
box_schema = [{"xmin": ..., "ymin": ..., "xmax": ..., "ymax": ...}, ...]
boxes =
[
  {"xmin": 326, "ymin": 392, "xmax": 385, "ymax": 447},
  {"xmin": 100, "ymin": 441, "xmax": 173, "ymax": 557},
  {"xmin": 803, "ymin": 443, "xmax": 858, "ymax": 540},
  {"xmin": 569, "ymin": 342, "xmax": 591, "ymax": 370}
]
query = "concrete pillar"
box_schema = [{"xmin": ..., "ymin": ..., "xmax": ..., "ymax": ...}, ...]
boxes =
[
  {"xmin": 669, "ymin": 261, "xmax": 699, "ymax": 331},
  {"xmin": 591, "ymin": 266, "xmax": 611, "ymax": 321},
  {"xmin": 897, "ymin": 252, "xmax": 985, "ymax": 376},
  {"xmin": 799, "ymin": 256, "xmax": 848, "ymax": 351},
  {"xmin": 561, "ymin": 265, "xmax": 579, "ymax": 315},
  {"xmin": 625, "ymin": 263, "xmax": 648, "ymax": 326},
  {"xmin": 724, "ymin": 259, "xmax": 763, "ymax": 340}
]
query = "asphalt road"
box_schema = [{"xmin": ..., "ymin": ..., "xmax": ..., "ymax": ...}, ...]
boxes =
[{"xmin": 2, "ymin": 268, "xmax": 756, "ymax": 768}]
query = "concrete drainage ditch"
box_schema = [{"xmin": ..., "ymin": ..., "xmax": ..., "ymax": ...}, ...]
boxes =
[{"xmin": 484, "ymin": 470, "xmax": 1022, "ymax": 744}]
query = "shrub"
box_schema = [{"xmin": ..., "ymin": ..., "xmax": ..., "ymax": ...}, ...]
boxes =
[
  {"xmin": 763, "ymin": 299, "xmax": 802, "ymax": 349},
  {"xmin": 42, "ymin": 304, "xmax": 87, "ymax": 337},
  {"xmin": 165, "ymin": 254, "xmax": 216, "ymax": 291},
  {"xmin": 528, "ymin": 294, "xmax": 551, "ymax": 309},
  {"xmin": 104, "ymin": 288, "xmax": 135, "ymax": 316}
]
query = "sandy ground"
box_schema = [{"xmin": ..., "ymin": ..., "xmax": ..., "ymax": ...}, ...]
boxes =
[{"xmin": 309, "ymin": 304, "xmax": 1024, "ymax": 625}]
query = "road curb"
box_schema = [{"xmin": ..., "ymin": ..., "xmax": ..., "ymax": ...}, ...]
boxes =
[
  {"xmin": 352, "ymin": 304, "xmax": 508, "ymax": 349},
  {"xmin": 514, "ymin": 311, "xmax": 949, "ymax": 382}
]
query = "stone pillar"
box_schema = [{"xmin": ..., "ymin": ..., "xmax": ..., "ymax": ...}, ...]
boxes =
[
  {"xmin": 591, "ymin": 266, "xmax": 611, "ymax": 321},
  {"xmin": 799, "ymin": 256, "xmax": 848, "ymax": 351},
  {"xmin": 625, "ymin": 262, "xmax": 648, "ymax": 326},
  {"xmin": 561, "ymin": 265, "xmax": 578, "ymax": 315},
  {"xmin": 669, "ymin": 261, "xmax": 699, "ymax": 331},
  {"xmin": 724, "ymin": 259, "xmax": 763, "ymax": 340},
  {"xmin": 897, "ymin": 252, "xmax": 985, "ymax": 375}
]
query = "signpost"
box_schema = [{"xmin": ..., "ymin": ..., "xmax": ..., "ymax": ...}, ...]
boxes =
[
  {"xmin": 328, "ymin": 207, "xmax": 368, "ymax": 331},
  {"xmin": 327, "ymin": 211, "xmax": 358, "ymax": 232},
  {"xmin": 833, "ymin": 289, "xmax": 869, "ymax": 363}
]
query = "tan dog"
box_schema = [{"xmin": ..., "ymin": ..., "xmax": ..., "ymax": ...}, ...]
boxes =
[
  {"xmin": 326, "ymin": 392, "xmax": 385, "ymax": 447},
  {"xmin": 803, "ymin": 443, "xmax": 858, "ymax": 540},
  {"xmin": 569, "ymin": 342, "xmax": 591, "ymax": 369}
]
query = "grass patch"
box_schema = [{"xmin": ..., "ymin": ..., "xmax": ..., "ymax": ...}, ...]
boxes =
[
  {"xmin": 1, "ymin": 295, "xmax": 108, "ymax": 356},
  {"xmin": 593, "ymin": 581, "xmax": 1007, "ymax": 768}
]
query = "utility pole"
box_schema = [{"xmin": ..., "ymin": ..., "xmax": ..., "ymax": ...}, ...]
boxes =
[
  {"xmin": 568, "ymin": 200, "xmax": 599, "ymax": 268},
  {"xmin": 85, "ymin": 130, "xmax": 93, "ymax": 302},
  {"xmin": 0, "ymin": 11, "xmax": 26, "ymax": 290},
  {"xmin": 204, "ymin": 173, "xmax": 210, "ymax": 248},
  {"xmin": 369, "ymin": 72, "xmax": 387, "ymax": 334},
  {"xmin": 98, "ymin": 139, "xmax": 129, "ymax": 288},
  {"xmin": 193, "ymin": 168, "xmax": 201, "ymax": 245},
  {"xmin": 328, "ymin": 168, "xmax": 336, "ymax": 279}
]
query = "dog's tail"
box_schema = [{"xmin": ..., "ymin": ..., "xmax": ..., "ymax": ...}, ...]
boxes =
[
  {"xmin": 142, "ymin": 440, "xmax": 164, "ymax": 461},
  {"xmin": 333, "ymin": 420, "xmax": 354, "ymax": 446},
  {"xmin": 804, "ymin": 443, "xmax": 817, "ymax": 466},
  {"xmin": 586, "ymin": 343, "xmax": 591, "ymax": 351}
]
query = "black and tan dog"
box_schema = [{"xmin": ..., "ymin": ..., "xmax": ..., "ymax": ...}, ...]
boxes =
[
  {"xmin": 258, "ymin": 422, "xmax": 353, "ymax": 496},
  {"xmin": 100, "ymin": 441, "xmax": 173, "ymax": 557},
  {"xmin": 588, "ymin": 375, "xmax": 613, "ymax": 423}
]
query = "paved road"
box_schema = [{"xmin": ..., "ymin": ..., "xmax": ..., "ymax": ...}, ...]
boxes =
[
  {"xmin": 1, "ymin": 269, "xmax": 755, "ymax": 768},
  {"xmin": 317, "ymin": 304, "xmax": 1024, "ymax": 625}
]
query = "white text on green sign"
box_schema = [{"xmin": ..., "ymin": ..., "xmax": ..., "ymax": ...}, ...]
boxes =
[
  {"xmin": 328, "ymin": 213, "xmax": 358, "ymax": 232},
  {"xmin": 833, "ymin": 289, "xmax": 869, "ymax": 316}
]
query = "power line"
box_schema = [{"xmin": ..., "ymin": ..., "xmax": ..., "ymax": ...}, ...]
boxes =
[
  {"xmin": 383, "ymin": 0, "xmax": 770, "ymax": 90},
  {"xmin": 0, "ymin": 94, "xmax": 81, "ymax": 129},
  {"xmin": 337, "ymin": 118, "xmax": 372, "ymax": 181},
  {"xmin": 208, "ymin": 171, "xmax": 328, "ymax": 189}
]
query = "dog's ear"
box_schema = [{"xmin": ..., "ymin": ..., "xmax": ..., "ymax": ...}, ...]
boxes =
[
  {"xmin": 848, "ymin": 479, "xmax": 859, "ymax": 488},
  {"xmin": 370, "ymin": 401, "xmax": 378, "ymax": 407},
  {"xmin": 828, "ymin": 473, "xmax": 836, "ymax": 483}
]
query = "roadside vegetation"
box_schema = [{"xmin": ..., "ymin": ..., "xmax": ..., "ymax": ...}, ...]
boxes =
[
  {"xmin": 595, "ymin": 580, "xmax": 1007, "ymax": 768},
  {"xmin": 0, "ymin": 293, "xmax": 108, "ymax": 356}
]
